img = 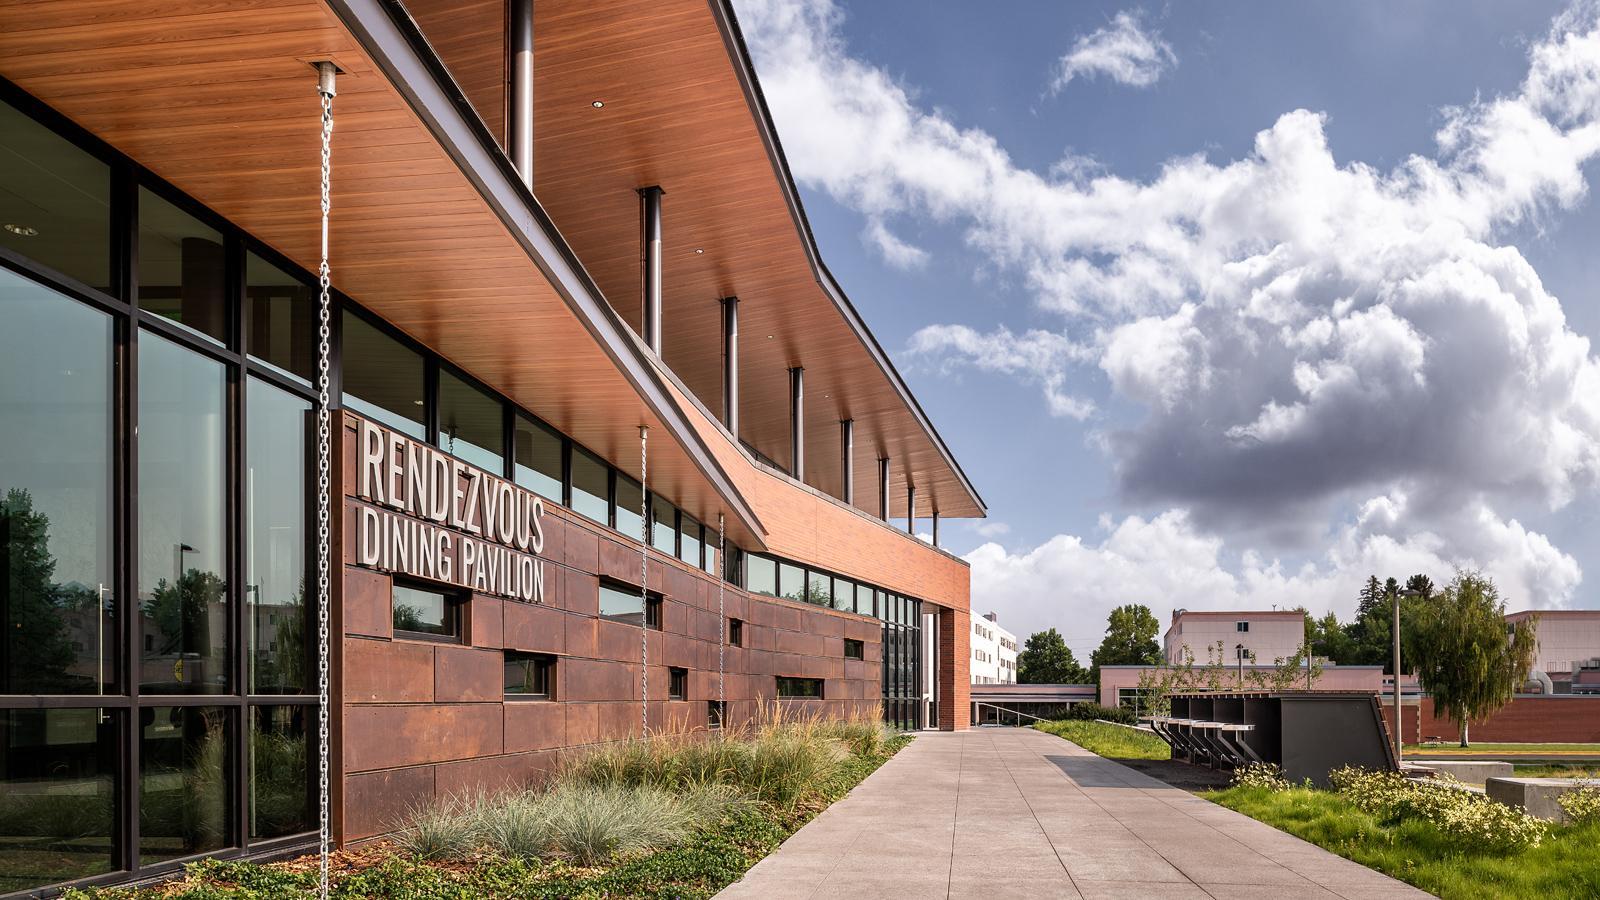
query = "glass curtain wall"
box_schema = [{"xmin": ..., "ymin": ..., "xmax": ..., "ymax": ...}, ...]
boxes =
[{"xmin": 0, "ymin": 89, "xmax": 316, "ymax": 895}]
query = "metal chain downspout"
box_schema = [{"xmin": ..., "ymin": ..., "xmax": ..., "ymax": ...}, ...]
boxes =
[
  {"xmin": 314, "ymin": 61, "xmax": 336, "ymax": 900},
  {"xmin": 717, "ymin": 514, "xmax": 725, "ymax": 723},
  {"xmin": 639, "ymin": 425, "xmax": 649, "ymax": 737}
]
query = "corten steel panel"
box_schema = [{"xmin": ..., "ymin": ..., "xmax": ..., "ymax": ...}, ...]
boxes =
[
  {"xmin": 434, "ymin": 645, "xmax": 505, "ymax": 703},
  {"xmin": 345, "ymin": 703, "xmax": 506, "ymax": 771},
  {"xmin": 435, "ymin": 751, "xmax": 559, "ymax": 798},
  {"xmin": 344, "ymin": 637, "xmax": 434, "ymax": 703},
  {"xmin": 1281, "ymin": 697, "xmax": 1395, "ymax": 787},
  {"xmin": 344, "ymin": 765, "xmax": 435, "ymax": 841},
  {"xmin": 503, "ymin": 601, "xmax": 567, "ymax": 654},
  {"xmin": 344, "ymin": 566, "xmax": 395, "ymax": 639},
  {"xmin": 1, "ymin": 3, "xmax": 769, "ymax": 550},
  {"xmin": 505, "ymin": 702, "xmax": 566, "ymax": 753},
  {"xmin": 469, "ymin": 595, "xmax": 505, "ymax": 649}
]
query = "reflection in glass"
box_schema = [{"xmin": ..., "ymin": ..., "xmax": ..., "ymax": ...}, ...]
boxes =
[
  {"xmin": 0, "ymin": 99, "xmax": 112, "ymax": 292},
  {"xmin": 745, "ymin": 555, "xmax": 776, "ymax": 598},
  {"xmin": 341, "ymin": 310, "xmax": 425, "ymax": 439},
  {"xmin": 139, "ymin": 331, "xmax": 227, "ymax": 694},
  {"xmin": 138, "ymin": 188, "xmax": 226, "ymax": 343},
  {"xmin": 251, "ymin": 706, "xmax": 310, "ymax": 840},
  {"xmin": 392, "ymin": 584, "xmax": 456, "ymax": 639},
  {"xmin": 570, "ymin": 448, "xmax": 608, "ymax": 525},
  {"xmin": 834, "ymin": 578, "xmax": 855, "ymax": 613},
  {"xmin": 0, "ymin": 708, "xmax": 117, "ymax": 893},
  {"xmin": 778, "ymin": 563, "xmax": 805, "ymax": 602},
  {"xmin": 247, "ymin": 379, "xmax": 307, "ymax": 693},
  {"xmin": 0, "ymin": 271, "xmax": 113, "ymax": 694},
  {"xmin": 857, "ymin": 585, "xmax": 875, "ymax": 617},
  {"xmin": 649, "ymin": 497, "xmax": 675, "ymax": 555},
  {"xmin": 679, "ymin": 516, "xmax": 701, "ymax": 568},
  {"xmin": 140, "ymin": 706, "xmax": 228, "ymax": 862},
  {"xmin": 807, "ymin": 571, "xmax": 832, "ymax": 607},
  {"xmin": 513, "ymin": 416, "xmax": 562, "ymax": 503},
  {"xmin": 438, "ymin": 370, "xmax": 503, "ymax": 474},
  {"xmin": 245, "ymin": 253, "xmax": 314, "ymax": 382},
  {"xmin": 598, "ymin": 583, "xmax": 644, "ymax": 626},
  {"xmin": 613, "ymin": 475, "xmax": 643, "ymax": 542}
]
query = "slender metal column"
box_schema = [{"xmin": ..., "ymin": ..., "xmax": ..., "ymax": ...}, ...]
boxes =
[
  {"xmin": 906, "ymin": 483, "xmax": 916, "ymax": 535},
  {"xmin": 788, "ymin": 366, "xmax": 805, "ymax": 480},
  {"xmin": 509, "ymin": 0, "xmax": 534, "ymax": 187},
  {"xmin": 721, "ymin": 296, "xmax": 739, "ymax": 434},
  {"xmin": 932, "ymin": 509, "xmax": 940, "ymax": 548},
  {"xmin": 640, "ymin": 186, "xmax": 664, "ymax": 354},
  {"xmin": 878, "ymin": 456, "xmax": 890, "ymax": 521},
  {"xmin": 840, "ymin": 418, "xmax": 854, "ymax": 504}
]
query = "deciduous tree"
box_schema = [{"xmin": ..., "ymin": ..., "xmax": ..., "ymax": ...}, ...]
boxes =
[
  {"xmin": 1409, "ymin": 571, "xmax": 1536, "ymax": 747},
  {"xmin": 1089, "ymin": 603, "xmax": 1161, "ymax": 683},
  {"xmin": 1017, "ymin": 628, "xmax": 1088, "ymax": 684}
]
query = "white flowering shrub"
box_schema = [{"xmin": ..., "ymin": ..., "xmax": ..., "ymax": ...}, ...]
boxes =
[
  {"xmin": 1230, "ymin": 763, "xmax": 1291, "ymax": 792},
  {"xmin": 1556, "ymin": 782, "xmax": 1600, "ymax": 825},
  {"xmin": 1329, "ymin": 766, "xmax": 1545, "ymax": 851}
]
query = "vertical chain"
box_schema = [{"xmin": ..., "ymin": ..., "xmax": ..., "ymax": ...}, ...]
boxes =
[
  {"xmin": 717, "ymin": 514, "xmax": 725, "ymax": 720},
  {"xmin": 314, "ymin": 67, "xmax": 335, "ymax": 900},
  {"xmin": 639, "ymin": 425, "xmax": 649, "ymax": 737}
]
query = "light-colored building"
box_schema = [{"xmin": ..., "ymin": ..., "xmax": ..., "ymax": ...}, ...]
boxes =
[
  {"xmin": 1505, "ymin": 609, "xmax": 1600, "ymax": 692},
  {"xmin": 1164, "ymin": 609, "xmax": 1305, "ymax": 666},
  {"xmin": 972, "ymin": 612, "xmax": 1018, "ymax": 685},
  {"xmin": 1098, "ymin": 664, "xmax": 1420, "ymax": 709}
]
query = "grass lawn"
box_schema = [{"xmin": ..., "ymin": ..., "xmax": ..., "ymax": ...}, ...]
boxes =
[
  {"xmin": 1512, "ymin": 764, "xmax": 1600, "ymax": 779},
  {"xmin": 1405, "ymin": 743, "xmax": 1600, "ymax": 756},
  {"xmin": 1207, "ymin": 784, "xmax": 1600, "ymax": 900},
  {"xmin": 1034, "ymin": 720, "xmax": 1170, "ymax": 760},
  {"xmin": 64, "ymin": 730, "xmax": 910, "ymax": 900}
]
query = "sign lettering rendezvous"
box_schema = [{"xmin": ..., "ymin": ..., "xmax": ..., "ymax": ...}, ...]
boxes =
[{"xmin": 353, "ymin": 418, "xmax": 548, "ymax": 603}]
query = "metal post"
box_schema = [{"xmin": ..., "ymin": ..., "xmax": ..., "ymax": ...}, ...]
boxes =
[
  {"xmin": 721, "ymin": 296, "xmax": 738, "ymax": 435},
  {"xmin": 789, "ymin": 366, "xmax": 804, "ymax": 480},
  {"xmin": 906, "ymin": 483, "xmax": 916, "ymax": 535},
  {"xmin": 640, "ymin": 186, "xmax": 663, "ymax": 354},
  {"xmin": 1393, "ymin": 591, "xmax": 1403, "ymax": 761},
  {"xmin": 877, "ymin": 456, "xmax": 889, "ymax": 521},
  {"xmin": 840, "ymin": 418, "xmax": 854, "ymax": 504},
  {"xmin": 932, "ymin": 510, "xmax": 940, "ymax": 547},
  {"xmin": 508, "ymin": 0, "xmax": 534, "ymax": 187}
]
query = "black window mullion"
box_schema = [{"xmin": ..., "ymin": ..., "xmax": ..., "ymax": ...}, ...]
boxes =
[
  {"xmin": 227, "ymin": 236, "xmax": 248, "ymax": 849},
  {"xmin": 502, "ymin": 399, "xmax": 515, "ymax": 480},
  {"xmin": 424, "ymin": 355, "xmax": 440, "ymax": 445},
  {"xmin": 560, "ymin": 436, "xmax": 572, "ymax": 508},
  {"xmin": 118, "ymin": 160, "xmax": 142, "ymax": 875}
]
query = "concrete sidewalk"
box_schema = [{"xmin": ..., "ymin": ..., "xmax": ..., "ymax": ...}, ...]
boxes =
[{"xmin": 717, "ymin": 727, "xmax": 1433, "ymax": 899}]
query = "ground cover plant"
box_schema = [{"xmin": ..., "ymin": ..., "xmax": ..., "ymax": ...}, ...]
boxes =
[
  {"xmin": 62, "ymin": 712, "xmax": 908, "ymax": 900},
  {"xmin": 1404, "ymin": 742, "xmax": 1600, "ymax": 756},
  {"xmin": 1205, "ymin": 766, "xmax": 1600, "ymax": 900},
  {"xmin": 1034, "ymin": 718, "xmax": 1169, "ymax": 761}
]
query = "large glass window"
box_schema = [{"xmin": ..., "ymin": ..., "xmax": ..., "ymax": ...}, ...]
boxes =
[
  {"xmin": 139, "ymin": 331, "xmax": 227, "ymax": 695},
  {"xmin": 246, "ymin": 378, "xmax": 307, "ymax": 694},
  {"xmin": 438, "ymin": 369, "xmax": 504, "ymax": 474},
  {"xmin": 0, "ymin": 98, "xmax": 112, "ymax": 292},
  {"xmin": 138, "ymin": 188, "xmax": 226, "ymax": 344},
  {"xmin": 0, "ymin": 708, "xmax": 117, "ymax": 893},
  {"xmin": 650, "ymin": 497, "xmax": 676, "ymax": 555},
  {"xmin": 614, "ymin": 475, "xmax": 643, "ymax": 542},
  {"xmin": 806, "ymin": 571, "xmax": 831, "ymax": 607},
  {"xmin": 0, "ymin": 271, "xmax": 114, "ymax": 695},
  {"xmin": 250, "ymin": 705, "xmax": 310, "ymax": 840},
  {"xmin": 679, "ymin": 515, "xmax": 701, "ymax": 568},
  {"xmin": 341, "ymin": 310, "xmax": 425, "ymax": 439},
  {"xmin": 244, "ymin": 253, "xmax": 313, "ymax": 383},
  {"xmin": 513, "ymin": 416, "xmax": 563, "ymax": 503},
  {"xmin": 746, "ymin": 554, "xmax": 776, "ymax": 598},
  {"xmin": 140, "ymin": 706, "xmax": 229, "ymax": 863},
  {"xmin": 833, "ymin": 578, "xmax": 855, "ymax": 613},
  {"xmin": 778, "ymin": 562, "xmax": 805, "ymax": 602},
  {"xmin": 569, "ymin": 447, "xmax": 609, "ymax": 526}
]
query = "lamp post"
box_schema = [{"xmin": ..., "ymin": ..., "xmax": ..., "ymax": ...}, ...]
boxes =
[
  {"xmin": 1236, "ymin": 642, "xmax": 1246, "ymax": 686},
  {"xmin": 1392, "ymin": 587, "xmax": 1423, "ymax": 760}
]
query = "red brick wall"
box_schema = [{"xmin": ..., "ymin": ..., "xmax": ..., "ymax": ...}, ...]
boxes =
[
  {"xmin": 1379, "ymin": 696, "xmax": 1600, "ymax": 745},
  {"xmin": 335, "ymin": 414, "xmax": 884, "ymax": 842},
  {"xmin": 938, "ymin": 606, "xmax": 971, "ymax": 730}
]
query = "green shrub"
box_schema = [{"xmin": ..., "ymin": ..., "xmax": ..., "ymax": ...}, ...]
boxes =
[
  {"xmin": 1230, "ymin": 763, "xmax": 1290, "ymax": 792},
  {"xmin": 1062, "ymin": 702, "xmax": 1136, "ymax": 725},
  {"xmin": 533, "ymin": 782, "xmax": 695, "ymax": 865},
  {"xmin": 1329, "ymin": 766, "xmax": 1545, "ymax": 852},
  {"xmin": 393, "ymin": 791, "xmax": 485, "ymax": 860},
  {"xmin": 1556, "ymin": 782, "xmax": 1600, "ymax": 825}
]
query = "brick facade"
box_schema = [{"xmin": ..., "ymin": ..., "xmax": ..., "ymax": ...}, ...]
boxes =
[
  {"xmin": 938, "ymin": 606, "xmax": 971, "ymax": 731},
  {"xmin": 1379, "ymin": 695, "xmax": 1600, "ymax": 745}
]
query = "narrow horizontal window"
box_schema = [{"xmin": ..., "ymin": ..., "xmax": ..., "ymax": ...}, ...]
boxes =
[
  {"xmin": 505, "ymin": 652, "xmax": 555, "ymax": 699},
  {"xmin": 392, "ymin": 582, "xmax": 461, "ymax": 642},
  {"xmin": 776, "ymin": 676, "xmax": 823, "ymax": 699},
  {"xmin": 598, "ymin": 580, "xmax": 661, "ymax": 630}
]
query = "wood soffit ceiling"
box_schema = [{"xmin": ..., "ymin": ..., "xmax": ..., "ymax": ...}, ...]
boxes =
[
  {"xmin": 0, "ymin": 0, "xmax": 766, "ymax": 548},
  {"xmin": 521, "ymin": 0, "xmax": 985, "ymax": 519}
]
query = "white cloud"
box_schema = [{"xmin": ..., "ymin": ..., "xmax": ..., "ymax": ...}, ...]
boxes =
[
  {"xmin": 907, "ymin": 324, "xmax": 1096, "ymax": 419},
  {"xmin": 740, "ymin": 0, "xmax": 1600, "ymax": 597},
  {"xmin": 1051, "ymin": 11, "xmax": 1176, "ymax": 93},
  {"xmin": 969, "ymin": 503, "xmax": 1583, "ymax": 659},
  {"xmin": 971, "ymin": 520, "xmax": 1012, "ymax": 539},
  {"xmin": 862, "ymin": 218, "xmax": 929, "ymax": 269}
]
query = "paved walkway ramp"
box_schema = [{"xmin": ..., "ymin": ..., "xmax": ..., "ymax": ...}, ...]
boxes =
[{"xmin": 718, "ymin": 727, "xmax": 1433, "ymax": 899}]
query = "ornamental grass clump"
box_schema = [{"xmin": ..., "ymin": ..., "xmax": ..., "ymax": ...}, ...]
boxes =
[
  {"xmin": 1556, "ymin": 781, "xmax": 1600, "ymax": 825},
  {"xmin": 1329, "ymin": 766, "xmax": 1545, "ymax": 851},
  {"xmin": 1230, "ymin": 763, "xmax": 1291, "ymax": 792}
]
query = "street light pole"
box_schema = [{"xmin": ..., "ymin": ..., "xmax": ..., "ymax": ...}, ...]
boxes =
[{"xmin": 1392, "ymin": 588, "xmax": 1423, "ymax": 761}]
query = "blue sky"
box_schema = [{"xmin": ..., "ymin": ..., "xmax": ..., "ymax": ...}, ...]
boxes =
[{"xmin": 738, "ymin": 0, "xmax": 1600, "ymax": 656}]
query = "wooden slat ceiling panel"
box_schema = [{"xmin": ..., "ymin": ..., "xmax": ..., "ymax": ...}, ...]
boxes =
[
  {"xmin": 527, "ymin": 0, "xmax": 982, "ymax": 518},
  {"xmin": 0, "ymin": 0, "xmax": 763, "ymax": 547}
]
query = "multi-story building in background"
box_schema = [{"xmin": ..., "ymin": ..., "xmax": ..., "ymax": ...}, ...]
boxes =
[
  {"xmin": 1505, "ymin": 609, "xmax": 1600, "ymax": 693},
  {"xmin": 971, "ymin": 612, "xmax": 1017, "ymax": 684},
  {"xmin": 1164, "ymin": 609, "xmax": 1306, "ymax": 666}
]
